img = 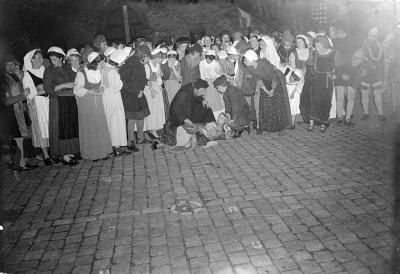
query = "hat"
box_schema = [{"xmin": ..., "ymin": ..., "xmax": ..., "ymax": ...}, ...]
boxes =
[
  {"xmin": 235, "ymin": 40, "xmax": 250, "ymax": 54},
  {"xmin": 244, "ymin": 49, "xmax": 259, "ymax": 62},
  {"xmin": 205, "ymin": 49, "xmax": 216, "ymax": 57},
  {"xmin": 104, "ymin": 47, "xmax": 116, "ymax": 57},
  {"xmin": 47, "ymin": 46, "xmax": 66, "ymax": 57},
  {"xmin": 282, "ymin": 30, "xmax": 294, "ymax": 43},
  {"xmin": 4, "ymin": 53, "xmax": 16, "ymax": 63},
  {"xmin": 213, "ymin": 75, "xmax": 228, "ymax": 87},
  {"xmin": 189, "ymin": 43, "xmax": 203, "ymax": 54},
  {"xmin": 167, "ymin": 50, "xmax": 177, "ymax": 56},
  {"xmin": 226, "ymin": 46, "xmax": 238, "ymax": 55},
  {"xmin": 110, "ymin": 49, "xmax": 128, "ymax": 65},
  {"xmin": 136, "ymin": 44, "xmax": 151, "ymax": 58},
  {"xmin": 306, "ymin": 31, "xmax": 317, "ymax": 39},
  {"xmin": 93, "ymin": 34, "xmax": 106, "ymax": 49},
  {"xmin": 66, "ymin": 48, "xmax": 81, "ymax": 58},
  {"xmin": 87, "ymin": 52, "xmax": 99, "ymax": 63},
  {"xmin": 193, "ymin": 79, "xmax": 209, "ymax": 89},
  {"xmin": 175, "ymin": 37, "xmax": 190, "ymax": 45},
  {"xmin": 217, "ymin": 50, "xmax": 228, "ymax": 59},
  {"xmin": 296, "ymin": 35, "xmax": 309, "ymax": 48}
]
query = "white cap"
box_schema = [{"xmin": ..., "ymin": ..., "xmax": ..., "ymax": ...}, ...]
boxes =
[
  {"xmin": 167, "ymin": 50, "xmax": 177, "ymax": 56},
  {"xmin": 104, "ymin": 47, "xmax": 116, "ymax": 57},
  {"xmin": 87, "ymin": 52, "xmax": 99, "ymax": 63},
  {"xmin": 244, "ymin": 49, "xmax": 258, "ymax": 62},
  {"xmin": 306, "ymin": 31, "xmax": 317, "ymax": 39},
  {"xmin": 226, "ymin": 46, "xmax": 238, "ymax": 55},
  {"xmin": 110, "ymin": 49, "xmax": 128, "ymax": 65},
  {"xmin": 151, "ymin": 48, "xmax": 162, "ymax": 55},
  {"xmin": 217, "ymin": 50, "xmax": 228, "ymax": 59},
  {"xmin": 47, "ymin": 46, "xmax": 66, "ymax": 57},
  {"xmin": 205, "ymin": 49, "xmax": 216, "ymax": 57},
  {"xmin": 66, "ymin": 48, "xmax": 80, "ymax": 58}
]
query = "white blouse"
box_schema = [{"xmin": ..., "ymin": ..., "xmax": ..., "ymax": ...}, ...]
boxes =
[{"xmin": 199, "ymin": 60, "xmax": 221, "ymax": 80}]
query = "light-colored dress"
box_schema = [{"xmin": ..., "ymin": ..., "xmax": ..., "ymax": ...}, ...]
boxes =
[
  {"xmin": 144, "ymin": 61, "xmax": 166, "ymax": 131},
  {"xmin": 74, "ymin": 68, "xmax": 112, "ymax": 160},
  {"xmin": 23, "ymin": 67, "xmax": 49, "ymax": 148},
  {"xmin": 199, "ymin": 59, "xmax": 225, "ymax": 117},
  {"xmin": 164, "ymin": 60, "xmax": 181, "ymax": 103},
  {"xmin": 101, "ymin": 64, "xmax": 127, "ymax": 147}
]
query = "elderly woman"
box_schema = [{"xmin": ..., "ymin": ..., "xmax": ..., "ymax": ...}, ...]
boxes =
[
  {"xmin": 101, "ymin": 49, "xmax": 131, "ymax": 156},
  {"xmin": 22, "ymin": 49, "xmax": 51, "ymax": 165},
  {"xmin": 243, "ymin": 49, "xmax": 292, "ymax": 134},
  {"xmin": 44, "ymin": 47, "xmax": 79, "ymax": 165},
  {"xmin": 181, "ymin": 43, "xmax": 202, "ymax": 86},
  {"xmin": 300, "ymin": 35, "xmax": 335, "ymax": 133},
  {"xmin": 73, "ymin": 52, "xmax": 112, "ymax": 161}
]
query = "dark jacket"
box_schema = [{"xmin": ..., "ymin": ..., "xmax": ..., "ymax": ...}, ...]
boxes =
[
  {"xmin": 224, "ymin": 84, "xmax": 250, "ymax": 127},
  {"xmin": 119, "ymin": 55, "xmax": 150, "ymax": 119},
  {"xmin": 169, "ymin": 83, "xmax": 215, "ymax": 129}
]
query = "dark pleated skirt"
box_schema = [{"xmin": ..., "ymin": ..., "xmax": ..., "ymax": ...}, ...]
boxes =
[{"xmin": 49, "ymin": 94, "xmax": 80, "ymax": 156}]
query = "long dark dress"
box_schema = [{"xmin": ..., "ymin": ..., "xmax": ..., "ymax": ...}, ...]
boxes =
[
  {"xmin": 43, "ymin": 64, "xmax": 79, "ymax": 156},
  {"xmin": 300, "ymin": 50, "xmax": 335, "ymax": 125},
  {"xmin": 119, "ymin": 55, "xmax": 150, "ymax": 120},
  {"xmin": 246, "ymin": 59, "xmax": 292, "ymax": 133}
]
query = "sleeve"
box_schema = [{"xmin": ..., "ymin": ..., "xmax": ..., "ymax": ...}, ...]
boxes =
[
  {"xmin": 224, "ymin": 93, "xmax": 232, "ymax": 116},
  {"xmin": 172, "ymin": 91, "xmax": 192, "ymax": 124},
  {"xmin": 73, "ymin": 72, "xmax": 88, "ymax": 97},
  {"xmin": 289, "ymin": 52, "xmax": 296, "ymax": 70},
  {"xmin": 145, "ymin": 64, "xmax": 150, "ymax": 80},
  {"xmin": 2, "ymin": 92, "xmax": 26, "ymax": 106},
  {"xmin": 110, "ymin": 70, "xmax": 123, "ymax": 92},
  {"xmin": 23, "ymin": 72, "xmax": 37, "ymax": 101},
  {"xmin": 199, "ymin": 61, "xmax": 206, "ymax": 80},
  {"xmin": 43, "ymin": 68, "xmax": 56, "ymax": 96}
]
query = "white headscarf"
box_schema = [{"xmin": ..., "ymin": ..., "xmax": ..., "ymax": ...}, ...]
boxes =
[
  {"xmin": 259, "ymin": 36, "xmax": 281, "ymax": 69},
  {"xmin": 22, "ymin": 49, "xmax": 45, "ymax": 101}
]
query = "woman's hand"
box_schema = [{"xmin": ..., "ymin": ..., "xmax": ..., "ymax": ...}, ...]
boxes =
[{"xmin": 138, "ymin": 90, "xmax": 144, "ymax": 98}]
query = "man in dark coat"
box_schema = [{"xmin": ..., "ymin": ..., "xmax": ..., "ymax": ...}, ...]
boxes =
[
  {"xmin": 213, "ymin": 75, "xmax": 250, "ymax": 137},
  {"xmin": 119, "ymin": 45, "xmax": 151, "ymax": 151},
  {"xmin": 169, "ymin": 79, "xmax": 215, "ymax": 147}
]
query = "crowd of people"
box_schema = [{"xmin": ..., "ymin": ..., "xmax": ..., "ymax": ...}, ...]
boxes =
[{"xmin": 1, "ymin": 23, "xmax": 400, "ymax": 178}]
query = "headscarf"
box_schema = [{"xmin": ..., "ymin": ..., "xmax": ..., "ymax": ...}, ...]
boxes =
[
  {"xmin": 244, "ymin": 50, "xmax": 259, "ymax": 62},
  {"xmin": 104, "ymin": 47, "xmax": 116, "ymax": 57},
  {"xmin": 47, "ymin": 46, "xmax": 66, "ymax": 57},
  {"xmin": 110, "ymin": 49, "xmax": 129, "ymax": 66},
  {"xmin": 87, "ymin": 52, "xmax": 99, "ymax": 63},
  {"xmin": 259, "ymin": 35, "xmax": 281, "ymax": 68},
  {"xmin": 296, "ymin": 35, "xmax": 309, "ymax": 48},
  {"xmin": 66, "ymin": 48, "xmax": 81, "ymax": 59},
  {"xmin": 22, "ymin": 49, "xmax": 45, "ymax": 101}
]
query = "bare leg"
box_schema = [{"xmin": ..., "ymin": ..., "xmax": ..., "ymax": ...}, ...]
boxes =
[
  {"xmin": 336, "ymin": 86, "xmax": 345, "ymax": 119},
  {"xmin": 42, "ymin": 147, "xmax": 50, "ymax": 159},
  {"xmin": 345, "ymin": 87, "xmax": 356, "ymax": 120},
  {"xmin": 372, "ymin": 88, "xmax": 384, "ymax": 115},
  {"xmin": 254, "ymin": 91, "xmax": 260, "ymax": 128},
  {"xmin": 361, "ymin": 87, "xmax": 370, "ymax": 115},
  {"xmin": 14, "ymin": 138, "xmax": 25, "ymax": 167},
  {"xmin": 136, "ymin": 119, "xmax": 144, "ymax": 140}
]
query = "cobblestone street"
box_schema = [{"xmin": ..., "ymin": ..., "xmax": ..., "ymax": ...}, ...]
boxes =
[{"xmin": 0, "ymin": 115, "xmax": 396, "ymax": 274}]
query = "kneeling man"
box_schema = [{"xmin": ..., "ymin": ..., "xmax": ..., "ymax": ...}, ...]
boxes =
[
  {"xmin": 169, "ymin": 79, "xmax": 215, "ymax": 148},
  {"xmin": 213, "ymin": 75, "xmax": 251, "ymax": 137}
]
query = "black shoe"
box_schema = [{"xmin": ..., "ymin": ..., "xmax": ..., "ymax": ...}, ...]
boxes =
[
  {"xmin": 113, "ymin": 151, "xmax": 122, "ymax": 157},
  {"xmin": 62, "ymin": 159, "xmax": 77, "ymax": 166},
  {"xmin": 103, "ymin": 156, "xmax": 111, "ymax": 160},
  {"xmin": 256, "ymin": 128, "xmax": 262, "ymax": 135},
  {"xmin": 307, "ymin": 125, "xmax": 314, "ymax": 132},
  {"xmin": 146, "ymin": 131, "xmax": 160, "ymax": 141},
  {"xmin": 151, "ymin": 141, "xmax": 158, "ymax": 150},
  {"xmin": 127, "ymin": 142, "xmax": 140, "ymax": 152},
  {"xmin": 319, "ymin": 125, "xmax": 327, "ymax": 133},
  {"xmin": 361, "ymin": 114, "xmax": 370, "ymax": 120},
  {"xmin": 44, "ymin": 158, "xmax": 52, "ymax": 166},
  {"xmin": 289, "ymin": 125, "xmax": 295, "ymax": 130},
  {"xmin": 25, "ymin": 163, "xmax": 39, "ymax": 169},
  {"xmin": 378, "ymin": 115, "xmax": 386, "ymax": 122},
  {"xmin": 344, "ymin": 119, "xmax": 354, "ymax": 126},
  {"xmin": 137, "ymin": 138, "xmax": 151, "ymax": 144},
  {"xmin": 244, "ymin": 126, "xmax": 251, "ymax": 135}
]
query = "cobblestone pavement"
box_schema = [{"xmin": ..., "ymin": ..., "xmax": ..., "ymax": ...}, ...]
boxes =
[{"xmin": 0, "ymin": 114, "xmax": 396, "ymax": 274}]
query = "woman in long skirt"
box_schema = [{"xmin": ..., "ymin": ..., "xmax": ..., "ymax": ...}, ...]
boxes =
[
  {"xmin": 73, "ymin": 52, "xmax": 112, "ymax": 161},
  {"xmin": 102, "ymin": 49, "xmax": 131, "ymax": 156},
  {"xmin": 164, "ymin": 50, "xmax": 181, "ymax": 103},
  {"xmin": 243, "ymin": 49, "xmax": 292, "ymax": 134},
  {"xmin": 144, "ymin": 49, "xmax": 166, "ymax": 139},
  {"xmin": 22, "ymin": 49, "xmax": 51, "ymax": 165},
  {"xmin": 43, "ymin": 47, "xmax": 80, "ymax": 165},
  {"xmin": 300, "ymin": 35, "xmax": 335, "ymax": 133},
  {"xmin": 199, "ymin": 49, "xmax": 225, "ymax": 119}
]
